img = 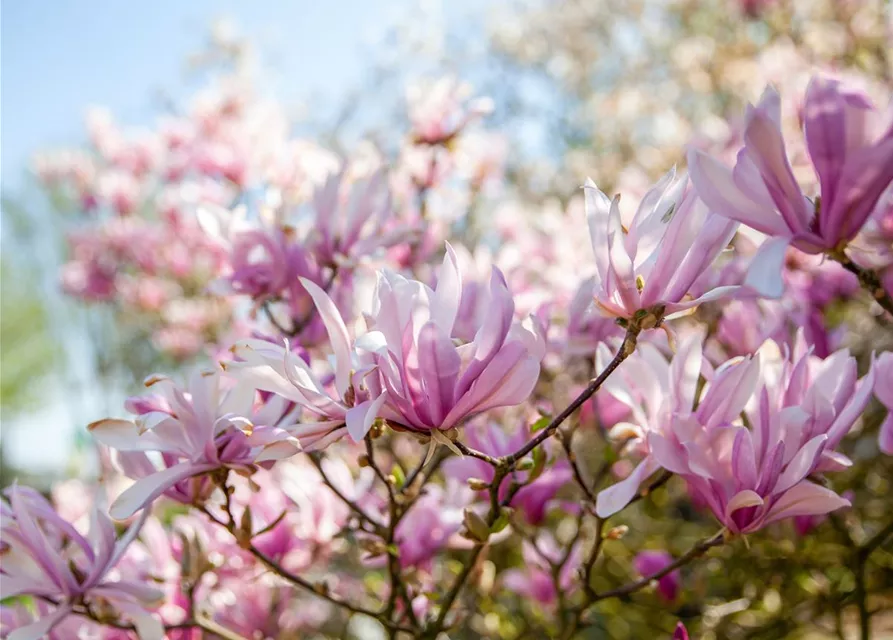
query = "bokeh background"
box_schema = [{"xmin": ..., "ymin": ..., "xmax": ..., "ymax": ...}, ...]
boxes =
[{"xmin": 1, "ymin": 3, "xmax": 891, "ymax": 638}]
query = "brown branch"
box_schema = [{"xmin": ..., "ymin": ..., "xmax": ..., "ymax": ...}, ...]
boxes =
[
  {"xmin": 200, "ymin": 480, "xmax": 414, "ymax": 635},
  {"xmin": 309, "ymin": 453, "xmax": 386, "ymax": 532},
  {"xmin": 502, "ymin": 326, "xmax": 640, "ymax": 465},
  {"xmin": 582, "ymin": 529, "xmax": 725, "ymax": 613}
]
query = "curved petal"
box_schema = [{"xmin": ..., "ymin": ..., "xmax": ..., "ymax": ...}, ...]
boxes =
[
  {"xmin": 762, "ymin": 482, "xmax": 851, "ymax": 526},
  {"xmin": 7, "ymin": 604, "xmax": 73, "ymax": 640},
  {"xmin": 743, "ymin": 236, "xmax": 791, "ymax": 298},
  {"xmin": 345, "ymin": 392, "xmax": 389, "ymax": 442},
  {"xmin": 595, "ymin": 457, "xmax": 659, "ymax": 518},
  {"xmin": 109, "ymin": 461, "xmax": 215, "ymax": 520},
  {"xmin": 300, "ymin": 277, "xmax": 353, "ymax": 397}
]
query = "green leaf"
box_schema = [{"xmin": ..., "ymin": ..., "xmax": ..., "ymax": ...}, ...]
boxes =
[
  {"xmin": 391, "ymin": 464, "xmax": 406, "ymax": 488},
  {"xmin": 529, "ymin": 446, "xmax": 547, "ymax": 483},
  {"xmin": 490, "ymin": 510, "xmax": 511, "ymax": 534},
  {"xmin": 530, "ymin": 415, "xmax": 552, "ymax": 433}
]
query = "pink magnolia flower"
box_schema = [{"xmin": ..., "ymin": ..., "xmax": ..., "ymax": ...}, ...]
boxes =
[
  {"xmin": 358, "ymin": 244, "xmax": 545, "ymax": 433},
  {"xmin": 584, "ymin": 170, "xmax": 740, "ymax": 322},
  {"xmin": 310, "ymin": 166, "xmax": 409, "ymax": 267},
  {"xmin": 596, "ymin": 331, "xmax": 873, "ymax": 531},
  {"xmin": 89, "ymin": 370, "xmax": 301, "ymax": 519},
  {"xmin": 633, "ymin": 550, "xmax": 680, "ymax": 602},
  {"xmin": 688, "ymin": 76, "xmax": 893, "ymax": 295},
  {"xmin": 500, "ymin": 533, "xmax": 583, "ymax": 608},
  {"xmin": 874, "ymin": 352, "xmax": 893, "ymax": 455},
  {"xmin": 226, "ymin": 278, "xmax": 390, "ymax": 445},
  {"xmin": 198, "ymin": 202, "xmax": 325, "ymax": 312},
  {"xmin": 0, "ymin": 486, "xmax": 163, "ymax": 640}
]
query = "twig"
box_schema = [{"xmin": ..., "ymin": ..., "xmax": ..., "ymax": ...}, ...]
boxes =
[
  {"xmin": 854, "ymin": 518, "xmax": 893, "ymax": 640},
  {"xmin": 200, "ymin": 485, "xmax": 414, "ymax": 634},
  {"xmin": 582, "ymin": 529, "xmax": 725, "ymax": 610},
  {"xmin": 503, "ymin": 326, "xmax": 640, "ymax": 465},
  {"xmin": 309, "ymin": 453, "xmax": 386, "ymax": 532}
]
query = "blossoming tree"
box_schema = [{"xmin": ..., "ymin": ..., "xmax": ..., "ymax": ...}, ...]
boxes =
[{"xmin": 3, "ymin": 4, "xmax": 892, "ymax": 639}]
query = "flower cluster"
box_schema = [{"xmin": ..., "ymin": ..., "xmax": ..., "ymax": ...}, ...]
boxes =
[{"xmin": 7, "ymin": 20, "xmax": 893, "ymax": 639}]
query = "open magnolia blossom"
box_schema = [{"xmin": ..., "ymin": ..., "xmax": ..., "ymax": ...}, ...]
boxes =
[
  {"xmin": 688, "ymin": 75, "xmax": 893, "ymax": 296},
  {"xmin": 357, "ymin": 243, "xmax": 546, "ymax": 434},
  {"xmin": 89, "ymin": 370, "xmax": 301, "ymax": 519},
  {"xmin": 0, "ymin": 487, "xmax": 163, "ymax": 640},
  {"xmin": 584, "ymin": 169, "xmax": 741, "ymax": 323},
  {"xmin": 595, "ymin": 330, "xmax": 875, "ymax": 532}
]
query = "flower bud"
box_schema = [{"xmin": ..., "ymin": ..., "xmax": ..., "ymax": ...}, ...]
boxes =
[
  {"xmin": 467, "ymin": 478, "xmax": 490, "ymax": 491},
  {"xmin": 604, "ymin": 525, "xmax": 629, "ymax": 540},
  {"xmin": 463, "ymin": 508, "xmax": 491, "ymax": 542}
]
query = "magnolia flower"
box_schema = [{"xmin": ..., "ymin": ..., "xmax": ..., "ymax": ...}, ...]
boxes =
[
  {"xmin": 0, "ymin": 486, "xmax": 163, "ymax": 640},
  {"xmin": 198, "ymin": 201, "xmax": 325, "ymax": 313},
  {"xmin": 875, "ymin": 352, "xmax": 893, "ymax": 455},
  {"xmin": 358, "ymin": 244, "xmax": 545, "ymax": 433},
  {"xmin": 89, "ymin": 370, "xmax": 301, "ymax": 519},
  {"xmin": 688, "ymin": 76, "xmax": 893, "ymax": 295},
  {"xmin": 596, "ymin": 330, "xmax": 873, "ymax": 530},
  {"xmin": 584, "ymin": 170, "xmax": 739, "ymax": 323},
  {"xmin": 310, "ymin": 167, "xmax": 409, "ymax": 266},
  {"xmin": 594, "ymin": 330, "xmax": 721, "ymax": 517},
  {"xmin": 227, "ymin": 278, "xmax": 389, "ymax": 445},
  {"xmin": 633, "ymin": 550, "xmax": 680, "ymax": 601}
]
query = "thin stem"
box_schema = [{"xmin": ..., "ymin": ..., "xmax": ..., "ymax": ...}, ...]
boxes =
[
  {"xmin": 854, "ymin": 518, "xmax": 893, "ymax": 640},
  {"xmin": 583, "ymin": 529, "xmax": 725, "ymax": 609},
  {"xmin": 201, "ymin": 491, "xmax": 413, "ymax": 634},
  {"xmin": 453, "ymin": 327, "xmax": 641, "ymax": 473},
  {"xmin": 829, "ymin": 250, "xmax": 893, "ymax": 316},
  {"xmin": 503, "ymin": 326, "xmax": 640, "ymax": 465},
  {"xmin": 309, "ymin": 453, "xmax": 386, "ymax": 532}
]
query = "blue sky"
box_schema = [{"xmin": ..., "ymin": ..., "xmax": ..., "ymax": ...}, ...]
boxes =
[
  {"xmin": 1, "ymin": 0, "xmax": 483, "ymax": 473},
  {"xmin": 1, "ymin": 0, "xmax": 466, "ymax": 191}
]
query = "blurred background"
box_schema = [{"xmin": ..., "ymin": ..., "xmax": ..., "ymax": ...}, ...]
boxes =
[{"xmin": 0, "ymin": 0, "xmax": 890, "ymax": 483}]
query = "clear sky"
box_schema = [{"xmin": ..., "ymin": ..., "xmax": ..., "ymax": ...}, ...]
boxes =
[
  {"xmin": 1, "ymin": 0, "xmax": 466, "ymax": 190},
  {"xmin": 0, "ymin": 0, "xmax": 482, "ymax": 473}
]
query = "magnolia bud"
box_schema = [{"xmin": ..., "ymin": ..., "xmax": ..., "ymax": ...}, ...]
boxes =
[
  {"xmin": 604, "ymin": 525, "xmax": 629, "ymax": 540},
  {"xmin": 515, "ymin": 458, "xmax": 535, "ymax": 471},
  {"xmin": 467, "ymin": 478, "xmax": 490, "ymax": 491},
  {"xmin": 463, "ymin": 508, "xmax": 491, "ymax": 542}
]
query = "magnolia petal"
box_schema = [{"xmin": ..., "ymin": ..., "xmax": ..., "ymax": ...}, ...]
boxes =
[
  {"xmin": 345, "ymin": 392, "xmax": 389, "ymax": 443},
  {"xmin": 724, "ymin": 490, "xmax": 764, "ymax": 522},
  {"xmin": 300, "ymin": 277, "xmax": 353, "ymax": 397},
  {"xmin": 762, "ymin": 482, "xmax": 851, "ymax": 526},
  {"xmin": 595, "ymin": 456, "xmax": 659, "ymax": 518},
  {"xmin": 7, "ymin": 605, "xmax": 73, "ymax": 640},
  {"xmin": 774, "ymin": 435, "xmax": 827, "ymax": 495},
  {"xmin": 109, "ymin": 461, "xmax": 214, "ymax": 520},
  {"xmin": 743, "ymin": 236, "xmax": 791, "ymax": 299},
  {"xmin": 88, "ymin": 419, "xmax": 169, "ymax": 452},
  {"xmin": 687, "ymin": 147, "xmax": 788, "ymax": 236}
]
